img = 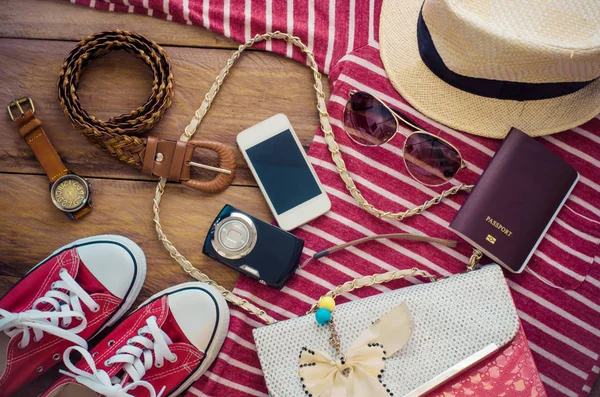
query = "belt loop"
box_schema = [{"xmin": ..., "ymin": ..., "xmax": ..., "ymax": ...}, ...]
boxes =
[
  {"xmin": 142, "ymin": 136, "xmax": 159, "ymax": 176},
  {"xmin": 18, "ymin": 114, "xmax": 42, "ymax": 140},
  {"xmin": 169, "ymin": 140, "xmax": 189, "ymax": 182}
]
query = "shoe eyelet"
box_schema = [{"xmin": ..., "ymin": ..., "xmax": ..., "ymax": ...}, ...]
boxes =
[
  {"xmin": 107, "ymin": 340, "xmax": 115, "ymax": 347},
  {"xmin": 52, "ymin": 353, "xmax": 60, "ymax": 361},
  {"xmin": 91, "ymin": 306, "xmax": 100, "ymax": 313},
  {"xmin": 104, "ymin": 360, "xmax": 112, "ymax": 367},
  {"xmin": 17, "ymin": 342, "xmax": 25, "ymax": 350},
  {"xmin": 155, "ymin": 362, "xmax": 163, "ymax": 368},
  {"xmin": 50, "ymin": 282, "xmax": 57, "ymax": 290},
  {"xmin": 92, "ymin": 352, "xmax": 99, "ymax": 358},
  {"xmin": 36, "ymin": 366, "xmax": 44, "ymax": 373},
  {"xmin": 59, "ymin": 268, "xmax": 67, "ymax": 275},
  {"xmin": 168, "ymin": 354, "xmax": 178, "ymax": 363}
]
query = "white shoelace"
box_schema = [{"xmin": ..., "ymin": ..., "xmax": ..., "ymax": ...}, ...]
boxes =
[
  {"xmin": 60, "ymin": 316, "xmax": 173, "ymax": 397},
  {"xmin": 0, "ymin": 268, "xmax": 99, "ymax": 349}
]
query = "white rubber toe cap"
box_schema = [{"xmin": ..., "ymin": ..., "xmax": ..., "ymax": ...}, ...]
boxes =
[
  {"xmin": 167, "ymin": 284, "xmax": 230, "ymax": 352},
  {"xmin": 76, "ymin": 236, "xmax": 146, "ymax": 300}
]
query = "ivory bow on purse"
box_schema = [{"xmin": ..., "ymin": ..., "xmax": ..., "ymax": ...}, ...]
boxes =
[{"xmin": 299, "ymin": 303, "xmax": 413, "ymax": 397}]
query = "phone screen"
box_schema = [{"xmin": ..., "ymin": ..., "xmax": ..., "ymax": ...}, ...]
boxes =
[{"xmin": 246, "ymin": 129, "xmax": 322, "ymax": 214}]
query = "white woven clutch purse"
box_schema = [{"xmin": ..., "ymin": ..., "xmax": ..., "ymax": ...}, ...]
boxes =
[{"xmin": 253, "ymin": 265, "xmax": 519, "ymax": 397}]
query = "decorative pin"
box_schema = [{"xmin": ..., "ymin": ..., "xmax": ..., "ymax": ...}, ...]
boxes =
[
  {"xmin": 315, "ymin": 308, "xmax": 332, "ymax": 325},
  {"xmin": 315, "ymin": 296, "xmax": 335, "ymax": 324}
]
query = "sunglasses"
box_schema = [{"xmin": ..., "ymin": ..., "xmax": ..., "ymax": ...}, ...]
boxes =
[{"xmin": 343, "ymin": 90, "xmax": 466, "ymax": 186}]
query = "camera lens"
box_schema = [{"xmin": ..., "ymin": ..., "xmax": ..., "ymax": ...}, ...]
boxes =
[
  {"xmin": 218, "ymin": 219, "xmax": 251, "ymax": 251},
  {"xmin": 211, "ymin": 212, "xmax": 257, "ymax": 259}
]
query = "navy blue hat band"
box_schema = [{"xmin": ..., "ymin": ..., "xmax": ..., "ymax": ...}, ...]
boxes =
[{"xmin": 416, "ymin": 10, "xmax": 595, "ymax": 101}]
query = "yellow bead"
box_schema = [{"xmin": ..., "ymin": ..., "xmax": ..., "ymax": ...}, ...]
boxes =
[{"xmin": 318, "ymin": 296, "xmax": 335, "ymax": 311}]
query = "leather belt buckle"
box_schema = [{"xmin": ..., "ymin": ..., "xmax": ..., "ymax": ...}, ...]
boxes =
[
  {"xmin": 7, "ymin": 97, "xmax": 35, "ymax": 122},
  {"xmin": 142, "ymin": 137, "xmax": 236, "ymax": 193},
  {"xmin": 181, "ymin": 139, "xmax": 237, "ymax": 194}
]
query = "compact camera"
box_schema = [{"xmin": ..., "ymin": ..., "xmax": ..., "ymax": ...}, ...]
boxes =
[{"xmin": 203, "ymin": 205, "xmax": 304, "ymax": 289}]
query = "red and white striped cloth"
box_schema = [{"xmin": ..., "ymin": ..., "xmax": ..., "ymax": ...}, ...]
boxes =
[{"xmin": 68, "ymin": 1, "xmax": 600, "ymax": 396}]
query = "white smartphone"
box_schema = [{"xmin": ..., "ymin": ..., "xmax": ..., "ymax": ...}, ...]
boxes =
[{"xmin": 237, "ymin": 114, "xmax": 331, "ymax": 231}]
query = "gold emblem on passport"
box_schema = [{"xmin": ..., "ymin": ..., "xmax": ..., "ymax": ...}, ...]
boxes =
[
  {"xmin": 50, "ymin": 175, "xmax": 90, "ymax": 212},
  {"xmin": 486, "ymin": 234, "xmax": 497, "ymax": 244}
]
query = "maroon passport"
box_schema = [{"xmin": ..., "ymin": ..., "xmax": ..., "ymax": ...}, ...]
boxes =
[{"xmin": 449, "ymin": 128, "xmax": 579, "ymax": 273}]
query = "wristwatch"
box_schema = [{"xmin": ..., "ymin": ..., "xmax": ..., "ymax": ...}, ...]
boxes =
[{"xmin": 8, "ymin": 97, "xmax": 92, "ymax": 220}]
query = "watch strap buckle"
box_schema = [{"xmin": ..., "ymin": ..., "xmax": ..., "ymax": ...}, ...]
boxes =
[{"xmin": 7, "ymin": 97, "xmax": 35, "ymax": 122}]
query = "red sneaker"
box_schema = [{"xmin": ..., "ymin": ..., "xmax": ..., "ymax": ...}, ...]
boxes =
[
  {"xmin": 0, "ymin": 235, "xmax": 146, "ymax": 396},
  {"xmin": 42, "ymin": 282, "xmax": 230, "ymax": 397}
]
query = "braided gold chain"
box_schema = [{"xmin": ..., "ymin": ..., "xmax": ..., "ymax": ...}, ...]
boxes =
[
  {"xmin": 467, "ymin": 248, "xmax": 484, "ymax": 272},
  {"xmin": 306, "ymin": 268, "xmax": 437, "ymax": 315},
  {"xmin": 179, "ymin": 31, "xmax": 323, "ymax": 143},
  {"xmin": 327, "ymin": 318, "xmax": 344, "ymax": 359}
]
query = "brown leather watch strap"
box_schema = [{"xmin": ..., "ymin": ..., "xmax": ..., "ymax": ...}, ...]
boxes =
[
  {"xmin": 72, "ymin": 205, "xmax": 92, "ymax": 220},
  {"xmin": 9, "ymin": 100, "xmax": 92, "ymax": 220},
  {"xmin": 15, "ymin": 109, "xmax": 68, "ymax": 183}
]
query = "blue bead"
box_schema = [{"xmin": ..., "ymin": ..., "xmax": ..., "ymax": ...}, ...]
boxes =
[{"xmin": 315, "ymin": 308, "xmax": 332, "ymax": 324}]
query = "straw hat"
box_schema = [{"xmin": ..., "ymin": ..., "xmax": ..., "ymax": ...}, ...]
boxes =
[{"xmin": 379, "ymin": 0, "xmax": 600, "ymax": 138}]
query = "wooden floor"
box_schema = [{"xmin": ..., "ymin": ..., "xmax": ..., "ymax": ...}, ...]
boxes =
[{"xmin": 0, "ymin": 0, "xmax": 327, "ymax": 394}]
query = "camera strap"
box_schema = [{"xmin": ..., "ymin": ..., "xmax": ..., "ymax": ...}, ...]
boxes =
[{"xmin": 152, "ymin": 31, "xmax": 477, "ymax": 325}]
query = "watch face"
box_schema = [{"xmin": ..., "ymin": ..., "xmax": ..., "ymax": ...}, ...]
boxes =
[{"xmin": 50, "ymin": 175, "xmax": 89, "ymax": 212}]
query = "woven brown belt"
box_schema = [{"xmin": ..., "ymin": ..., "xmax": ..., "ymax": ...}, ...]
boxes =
[{"xmin": 57, "ymin": 30, "xmax": 236, "ymax": 193}]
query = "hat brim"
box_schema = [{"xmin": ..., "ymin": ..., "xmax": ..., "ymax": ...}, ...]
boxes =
[{"xmin": 379, "ymin": 0, "xmax": 600, "ymax": 138}]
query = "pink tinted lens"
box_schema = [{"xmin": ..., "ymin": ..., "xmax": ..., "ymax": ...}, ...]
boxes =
[
  {"xmin": 404, "ymin": 132, "xmax": 462, "ymax": 185},
  {"xmin": 343, "ymin": 91, "xmax": 397, "ymax": 146}
]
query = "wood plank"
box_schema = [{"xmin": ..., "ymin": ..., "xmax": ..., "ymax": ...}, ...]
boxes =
[
  {"xmin": 0, "ymin": 173, "xmax": 275, "ymax": 302},
  {"xmin": 0, "ymin": 0, "xmax": 237, "ymax": 48},
  {"xmin": 0, "ymin": 275, "xmax": 19, "ymax": 294},
  {"xmin": 0, "ymin": 38, "xmax": 329, "ymax": 185}
]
